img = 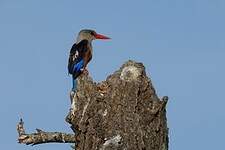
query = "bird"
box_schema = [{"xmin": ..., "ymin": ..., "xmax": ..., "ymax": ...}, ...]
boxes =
[{"xmin": 68, "ymin": 29, "xmax": 110, "ymax": 95}]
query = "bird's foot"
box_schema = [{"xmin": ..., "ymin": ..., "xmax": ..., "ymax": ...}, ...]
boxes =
[
  {"xmin": 70, "ymin": 90, "xmax": 76, "ymax": 102},
  {"xmin": 83, "ymin": 68, "xmax": 89, "ymax": 75}
]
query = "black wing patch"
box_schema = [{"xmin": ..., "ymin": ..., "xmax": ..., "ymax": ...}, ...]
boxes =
[{"xmin": 68, "ymin": 40, "xmax": 88, "ymax": 74}]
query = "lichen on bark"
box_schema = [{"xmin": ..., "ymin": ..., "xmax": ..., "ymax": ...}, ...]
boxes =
[
  {"xmin": 17, "ymin": 60, "xmax": 169, "ymax": 150},
  {"xmin": 66, "ymin": 60, "xmax": 169, "ymax": 150}
]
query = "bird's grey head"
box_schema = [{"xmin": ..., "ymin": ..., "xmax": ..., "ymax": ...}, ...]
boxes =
[
  {"xmin": 76, "ymin": 29, "xmax": 96, "ymax": 43},
  {"xmin": 76, "ymin": 29, "xmax": 110, "ymax": 43}
]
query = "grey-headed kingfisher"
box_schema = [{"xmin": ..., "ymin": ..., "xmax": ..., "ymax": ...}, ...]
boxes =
[{"xmin": 68, "ymin": 29, "xmax": 110, "ymax": 92}]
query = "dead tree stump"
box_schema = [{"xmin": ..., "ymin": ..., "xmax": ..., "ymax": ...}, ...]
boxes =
[{"xmin": 66, "ymin": 60, "xmax": 169, "ymax": 150}]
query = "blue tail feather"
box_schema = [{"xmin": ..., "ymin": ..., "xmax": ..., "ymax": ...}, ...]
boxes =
[
  {"xmin": 72, "ymin": 78, "xmax": 77, "ymax": 92},
  {"xmin": 71, "ymin": 59, "xmax": 84, "ymax": 91}
]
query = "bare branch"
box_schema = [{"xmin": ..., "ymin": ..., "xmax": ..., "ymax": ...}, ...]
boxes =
[
  {"xmin": 17, "ymin": 118, "xmax": 25, "ymax": 136},
  {"xmin": 17, "ymin": 118, "xmax": 75, "ymax": 146}
]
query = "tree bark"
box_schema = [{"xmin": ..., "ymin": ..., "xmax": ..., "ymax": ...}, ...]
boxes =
[
  {"xmin": 16, "ymin": 119, "xmax": 75, "ymax": 146},
  {"xmin": 66, "ymin": 60, "xmax": 169, "ymax": 150},
  {"xmin": 17, "ymin": 60, "xmax": 169, "ymax": 150}
]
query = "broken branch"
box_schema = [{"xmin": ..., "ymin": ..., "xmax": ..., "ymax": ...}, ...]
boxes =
[{"xmin": 17, "ymin": 119, "xmax": 75, "ymax": 146}]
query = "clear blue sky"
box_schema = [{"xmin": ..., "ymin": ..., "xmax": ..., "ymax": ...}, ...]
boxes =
[{"xmin": 0, "ymin": 0, "xmax": 224, "ymax": 149}]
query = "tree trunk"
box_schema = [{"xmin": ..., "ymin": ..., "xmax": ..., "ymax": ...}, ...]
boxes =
[{"xmin": 66, "ymin": 60, "xmax": 169, "ymax": 150}]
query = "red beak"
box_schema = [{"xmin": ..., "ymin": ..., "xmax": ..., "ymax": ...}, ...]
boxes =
[{"xmin": 94, "ymin": 33, "xmax": 111, "ymax": 40}]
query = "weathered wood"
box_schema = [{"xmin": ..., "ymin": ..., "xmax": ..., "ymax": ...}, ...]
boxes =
[
  {"xmin": 17, "ymin": 119, "xmax": 75, "ymax": 146},
  {"xmin": 66, "ymin": 60, "xmax": 169, "ymax": 150},
  {"xmin": 17, "ymin": 60, "xmax": 169, "ymax": 150}
]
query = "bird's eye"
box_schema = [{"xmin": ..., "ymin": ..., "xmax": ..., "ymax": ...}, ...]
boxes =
[{"xmin": 90, "ymin": 31, "xmax": 95, "ymax": 36}]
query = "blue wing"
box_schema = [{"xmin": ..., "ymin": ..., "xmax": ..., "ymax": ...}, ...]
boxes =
[
  {"xmin": 68, "ymin": 40, "xmax": 88, "ymax": 77},
  {"xmin": 73, "ymin": 59, "xmax": 84, "ymax": 73}
]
